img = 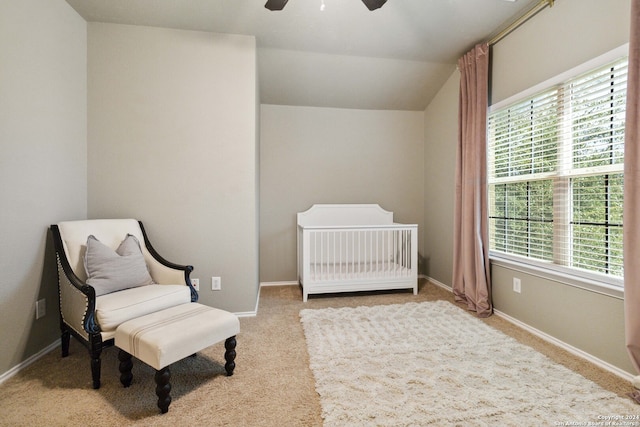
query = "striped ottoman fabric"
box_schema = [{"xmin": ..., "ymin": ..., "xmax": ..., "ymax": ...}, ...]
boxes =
[{"xmin": 114, "ymin": 303, "xmax": 239, "ymax": 413}]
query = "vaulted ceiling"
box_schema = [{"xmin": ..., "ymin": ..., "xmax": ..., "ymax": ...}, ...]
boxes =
[{"xmin": 66, "ymin": 0, "xmax": 539, "ymax": 110}]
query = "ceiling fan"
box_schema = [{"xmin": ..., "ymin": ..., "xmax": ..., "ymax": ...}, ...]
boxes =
[{"xmin": 265, "ymin": 0, "xmax": 388, "ymax": 11}]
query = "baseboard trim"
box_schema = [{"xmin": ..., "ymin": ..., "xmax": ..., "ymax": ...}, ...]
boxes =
[
  {"xmin": 260, "ymin": 281, "xmax": 298, "ymax": 287},
  {"xmin": 424, "ymin": 276, "xmax": 634, "ymax": 383},
  {"xmin": 0, "ymin": 299, "xmax": 259, "ymax": 383},
  {"xmin": 5, "ymin": 279, "xmax": 629, "ymax": 386},
  {"xmin": 0, "ymin": 340, "xmax": 60, "ymax": 386},
  {"xmin": 235, "ymin": 286, "xmax": 260, "ymax": 318},
  {"xmin": 234, "ymin": 310, "xmax": 258, "ymax": 318},
  {"xmin": 425, "ymin": 276, "xmax": 452, "ymax": 292},
  {"xmin": 494, "ymin": 309, "xmax": 635, "ymax": 383}
]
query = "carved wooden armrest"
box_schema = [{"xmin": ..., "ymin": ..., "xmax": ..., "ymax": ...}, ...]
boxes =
[{"xmin": 56, "ymin": 254, "xmax": 99, "ymax": 338}]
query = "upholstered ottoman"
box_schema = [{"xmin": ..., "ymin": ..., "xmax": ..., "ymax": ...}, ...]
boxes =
[{"xmin": 114, "ymin": 303, "xmax": 239, "ymax": 413}]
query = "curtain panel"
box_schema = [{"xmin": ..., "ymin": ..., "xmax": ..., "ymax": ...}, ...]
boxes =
[
  {"xmin": 452, "ymin": 42, "xmax": 492, "ymax": 318},
  {"xmin": 624, "ymin": 0, "xmax": 640, "ymax": 377}
]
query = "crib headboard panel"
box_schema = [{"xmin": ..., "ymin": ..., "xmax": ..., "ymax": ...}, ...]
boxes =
[{"xmin": 297, "ymin": 204, "xmax": 393, "ymax": 227}]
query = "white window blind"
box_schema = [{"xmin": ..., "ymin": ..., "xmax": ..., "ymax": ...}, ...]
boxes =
[{"xmin": 488, "ymin": 56, "xmax": 628, "ymax": 283}]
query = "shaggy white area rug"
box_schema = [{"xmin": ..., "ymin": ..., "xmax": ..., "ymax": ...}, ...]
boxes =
[{"xmin": 300, "ymin": 300, "xmax": 639, "ymax": 426}]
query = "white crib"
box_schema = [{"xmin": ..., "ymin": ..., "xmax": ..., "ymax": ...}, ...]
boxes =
[{"xmin": 297, "ymin": 204, "xmax": 418, "ymax": 302}]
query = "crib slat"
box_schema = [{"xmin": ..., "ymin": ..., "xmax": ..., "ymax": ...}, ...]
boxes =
[{"xmin": 339, "ymin": 231, "xmax": 342, "ymax": 279}]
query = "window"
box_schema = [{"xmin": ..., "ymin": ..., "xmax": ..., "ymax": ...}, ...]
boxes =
[{"xmin": 488, "ymin": 53, "xmax": 628, "ymax": 285}]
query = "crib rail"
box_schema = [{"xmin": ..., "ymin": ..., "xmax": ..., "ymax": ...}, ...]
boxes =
[{"xmin": 298, "ymin": 224, "xmax": 418, "ymax": 284}]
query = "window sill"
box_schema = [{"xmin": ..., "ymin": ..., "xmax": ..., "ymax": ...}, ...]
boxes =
[{"xmin": 489, "ymin": 253, "xmax": 624, "ymax": 300}]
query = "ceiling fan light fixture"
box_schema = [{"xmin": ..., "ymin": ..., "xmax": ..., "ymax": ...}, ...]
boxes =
[
  {"xmin": 361, "ymin": 0, "xmax": 388, "ymax": 10},
  {"xmin": 265, "ymin": 0, "xmax": 389, "ymax": 11},
  {"xmin": 264, "ymin": 0, "xmax": 289, "ymax": 11}
]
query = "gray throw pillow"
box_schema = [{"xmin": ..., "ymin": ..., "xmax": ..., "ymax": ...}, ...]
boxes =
[{"xmin": 84, "ymin": 234, "xmax": 155, "ymax": 296}]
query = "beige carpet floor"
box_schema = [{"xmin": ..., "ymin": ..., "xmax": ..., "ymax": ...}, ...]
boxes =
[
  {"xmin": 301, "ymin": 301, "xmax": 639, "ymax": 425},
  {"xmin": 0, "ymin": 280, "xmax": 635, "ymax": 426}
]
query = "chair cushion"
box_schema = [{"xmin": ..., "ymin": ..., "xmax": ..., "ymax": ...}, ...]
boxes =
[
  {"xmin": 96, "ymin": 284, "xmax": 191, "ymax": 332},
  {"xmin": 84, "ymin": 234, "xmax": 154, "ymax": 296}
]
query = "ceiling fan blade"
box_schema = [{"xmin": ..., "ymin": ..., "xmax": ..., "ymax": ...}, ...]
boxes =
[
  {"xmin": 361, "ymin": 0, "xmax": 387, "ymax": 10},
  {"xmin": 265, "ymin": 0, "xmax": 289, "ymax": 11}
]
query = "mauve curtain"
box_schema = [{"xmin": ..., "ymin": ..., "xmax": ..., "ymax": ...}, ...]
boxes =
[
  {"xmin": 624, "ymin": 0, "xmax": 640, "ymax": 377},
  {"xmin": 452, "ymin": 42, "xmax": 492, "ymax": 318}
]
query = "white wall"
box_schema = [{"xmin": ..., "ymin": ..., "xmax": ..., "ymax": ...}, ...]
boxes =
[
  {"xmin": 423, "ymin": 0, "xmax": 635, "ymax": 375},
  {"xmin": 0, "ymin": 0, "xmax": 87, "ymax": 376},
  {"xmin": 260, "ymin": 105, "xmax": 425, "ymax": 282},
  {"xmin": 88, "ymin": 23, "xmax": 259, "ymax": 313}
]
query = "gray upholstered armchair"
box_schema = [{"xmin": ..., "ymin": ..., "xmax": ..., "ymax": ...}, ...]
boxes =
[{"xmin": 50, "ymin": 219, "xmax": 197, "ymax": 389}]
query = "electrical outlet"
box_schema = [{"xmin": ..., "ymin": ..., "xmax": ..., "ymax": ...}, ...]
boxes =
[
  {"xmin": 212, "ymin": 276, "xmax": 221, "ymax": 291},
  {"xmin": 35, "ymin": 299, "xmax": 46, "ymax": 319},
  {"xmin": 191, "ymin": 278, "xmax": 200, "ymax": 291},
  {"xmin": 513, "ymin": 277, "xmax": 522, "ymax": 293}
]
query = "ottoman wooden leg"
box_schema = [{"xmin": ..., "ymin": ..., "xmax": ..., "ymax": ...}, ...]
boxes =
[
  {"xmin": 118, "ymin": 350, "xmax": 133, "ymax": 387},
  {"xmin": 224, "ymin": 336, "xmax": 237, "ymax": 376},
  {"xmin": 155, "ymin": 367, "xmax": 172, "ymax": 414}
]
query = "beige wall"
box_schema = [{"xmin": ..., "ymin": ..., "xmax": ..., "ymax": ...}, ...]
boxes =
[
  {"xmin": 490, "ymin": 0, "xmax": 633, "ymax": 375},
  {"xmin": 423, "ymin": 71, "xmax": 459, "ymax": 287},
  {"xmin": 88, "ymin": 23, "xmax": 259, "ymax": 314},
  {"xmin": 492, "ymin": 266, "xmax": 631, "ymax": 372},
  {"xmin": 1, "ymin": 0, "xmax": 632, "ymax": 382},
  {"xmin": 260, "ymin": 105, "xmax": 425, "ymax": 282},
  {"xmin": 0, "ymin": 0, "xmax": 87, "ymax": 376},
  {"xmin": 491, "ymin": 0, "xmax": 631, "ymax": 104},
  {"xmin": 424, "ymin": 0, "xmax": 634, "ymax": 374}
]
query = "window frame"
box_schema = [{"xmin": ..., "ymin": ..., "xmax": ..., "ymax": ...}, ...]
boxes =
[{"xmin": 488, "ymin": 44, "xmax": 629, "ymax": 299}]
